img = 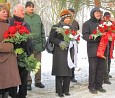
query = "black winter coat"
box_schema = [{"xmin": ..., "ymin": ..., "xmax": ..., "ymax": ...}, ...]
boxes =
[
  {"xmin": 82, "ymin": 18, "xmax": 101, "ymax": 57},
  {"xmin": 49, "ymin": 22, "xmax": 72, "ymax": 76}
]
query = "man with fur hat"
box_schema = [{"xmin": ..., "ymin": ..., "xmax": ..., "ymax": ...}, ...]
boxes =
[
  {"xmin": 49, "ymin": 9, "xmax": 73, "ymax": 97},
  {"xmin": 82, "ymin": 7, "xmax": 107, "ymax": 94},
  {"xmin": 24, "ymin": 1, "xmax": 46, "ymax": 90}
]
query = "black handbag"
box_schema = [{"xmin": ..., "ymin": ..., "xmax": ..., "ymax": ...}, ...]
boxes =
[{"xmin": 45, "ymin": 37, "xmax": 54, "ymax": 53}]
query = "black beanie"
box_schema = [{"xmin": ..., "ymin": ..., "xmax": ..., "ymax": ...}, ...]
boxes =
[
  {"xmin": 68, "ymin": 8, "xmax": 75, "ymax": 13},
  {"xmin": 104, "ymin": 12, "xmax": 111, "ymax": 17},
  {"xmin": 25, "ymin": 1, "xmax": 34, "ymax": 8}
]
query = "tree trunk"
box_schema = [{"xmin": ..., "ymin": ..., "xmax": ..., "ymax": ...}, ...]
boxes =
[{"xmin": 94, "ymin": 0, "xmax": 100, "ymax": 7}]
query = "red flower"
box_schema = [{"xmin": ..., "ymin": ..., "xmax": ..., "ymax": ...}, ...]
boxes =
[
  {"xmin": 65, "ymin": 29, "xmax": 69, "ymax": 35},
  {"xmin": 103, "ymin": 25, "xmax": 108, "ymax": 31},
  {"xmin": 71, "ymin": 30, "xmax": 77, "ymax": 36},
  {"xmin": 89, "ymin": 35, "xmax": 93, "ymax": 39},
  {"xmin": 110, "ymin": 25, "xmax": 115, "ymax": 31},
  {"xmin": 93, "ymin": 30, "xmax": 97, "ymax": 34},
  {"xmin": 76, "ymin": 35, "xmax": 80, "ymax": 41},
  {"xmin": 18, "ymin": 26, "xmax": 30, "ymax": 34},
  {"xmin": 4, "ymin": 31, "xmax": 10, "ymax": 38},
  {"xmin": 8, "ymin": 26, "xmax": 17, "ymax": 34}
]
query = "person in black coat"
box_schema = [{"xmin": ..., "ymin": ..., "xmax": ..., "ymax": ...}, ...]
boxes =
[
  {"xmin": 82, "ymin": 7, "xmax": 107, "ymax": 94},
  {"xmin": 8, "ymin": 4, "xmax": 32, "ymax": 98},
  {"xmin": 68, "ymin": 8, "xmax": 80, "ymax": 83},
  {"xmin": 49, "ymin": 9, "xmax": 73, "ymax": 97}
]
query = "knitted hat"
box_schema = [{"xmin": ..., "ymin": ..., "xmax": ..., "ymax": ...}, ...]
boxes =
[
  {"xmin": 90, "ymin": 7, "xmax": 101, "ymax": 18},
  {"xmin": 68, "ymin": 8, "xmax": 75, "ymax": 13},
  {"xmin": 25, "ymin": 1, "xmax": 34, "ymax": 8},
  {"xmin": 60, "ymin": 9, "xmax": 72, "ymax": 20},
  {"xmin": 104, "ymin": 12, "xmax": 111, "ymax": 17}
]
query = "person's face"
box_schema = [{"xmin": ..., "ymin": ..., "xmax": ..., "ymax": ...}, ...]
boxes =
[
  {"xmin": 26, "ymin": 6, "xmax": 34, "ymax": 14},
  {"xmin": 0, "ymin": 9, "xmax": 8, "ymax": 20},
  {"xmin": 63, "ymin": 17, "xmax": 71, "ymax": 24},
  {"xmin": 94, "ymin": 11, "xmax": 101, "ymax": 20},
  {"xmin": 70, "ymin": 12, "xmax": 75, "ymax": 17},
  {"xmin": 14, "ymin": 6, "xmax": 25, "ymax": 18},
  {"xmin": 103, "ymin": 16, "xmax": 111, "ymax": 21}
]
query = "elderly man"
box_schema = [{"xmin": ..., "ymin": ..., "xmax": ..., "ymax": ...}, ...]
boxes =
[{"xmin": 9, "ymin": 4, "xmax": 32, "ymax": 98}]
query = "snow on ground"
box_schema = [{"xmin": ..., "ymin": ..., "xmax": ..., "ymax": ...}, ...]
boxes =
[{"xmin": 9, "ymin": 39, "xmax": 115, "ymax": 98}]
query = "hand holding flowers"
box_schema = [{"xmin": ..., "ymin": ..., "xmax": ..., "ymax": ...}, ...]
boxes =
[
  {"xmin": 55, "ymin": 26, "xmax": 80, "ymax": 50},
  {"xmin": 89, "ymin": 20, "xmax": 115, "ymax": 59}
]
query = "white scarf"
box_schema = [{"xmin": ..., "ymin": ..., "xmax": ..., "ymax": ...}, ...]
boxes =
[{"xmin": 67, "ymin": 40, "xmax": 78, "ymax": 69}]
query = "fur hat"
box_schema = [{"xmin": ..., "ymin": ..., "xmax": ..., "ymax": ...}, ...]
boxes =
[
  {"xmin": 60, "ymin": 9, "xmax": 72, "ymax": 20},
  {"xmin": 25, "ymin": 1, "xmax": 34, "ymax": 8}
]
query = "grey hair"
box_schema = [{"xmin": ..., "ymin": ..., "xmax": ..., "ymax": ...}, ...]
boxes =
[{"xmin": 13, "ymin": 4, "xmax": 24, "ymax": 12}]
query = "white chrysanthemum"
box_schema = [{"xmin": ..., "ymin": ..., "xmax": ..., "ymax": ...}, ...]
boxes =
[
  {"xmin": 103, "ymin": 22, "xmax": 106, "ymax": 25},
  {"xmin": 106, "ymin": 21, "xmax": 112, "ymax": 26},
  {"xmin": 99, "ymin": 24, "xmax": 104, "ymax": 28},
  {"xmin": 63, "ymin": 26, "xmax": 70, "ymax": 29},
  {"xmin": 69, "ymin": 34, "xmax": 74, "ymax": 38}
]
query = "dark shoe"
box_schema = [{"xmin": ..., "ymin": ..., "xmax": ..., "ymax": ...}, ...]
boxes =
[
  {"xmin": 27, "ymin": 84, "xmax": 32, "ymax": 90},
  {"xmin": 71, "ymin": 78, "xmax": 77, "ymax": 83},
  {"xmin": 64, "ymin": 92, "xmax": 70, "ymax": 96},
  {"xmin": 96, "ymin": 88, "xmax": 106, "ymax": 93},
  {"xmin": 17, "ymin": 95, "xmax": 26, "ymax": 98},
  {"xmin": 58, "ymin": 93, "xmax": 64, "ymax": 97},
  {"xmin": 104, "ymin": 80, "xmax": 111, "ymax": 84},
  {"xmin": 89, "ymin": 88, "xmax": 97, "ymax": 94},
  {"xmin": 35, "ymin": 83, "xmax": 45, "ymax": 88},
  {"xmin": 109, "ymin": 75, "xmax": 112, "ymax": 78}
]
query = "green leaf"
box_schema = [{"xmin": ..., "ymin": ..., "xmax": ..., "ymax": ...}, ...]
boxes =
[{"xmin": 15, "ymin": 48, "xmax": 24, "ymax": 55}]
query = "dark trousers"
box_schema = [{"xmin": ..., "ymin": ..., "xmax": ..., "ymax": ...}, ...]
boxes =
[
  {"xmin": 0, "ymin": 89, "xmax": 9, "ymax": 98},
  {"xmin": 108, "ymin": 41, "xmax": 112, "ymax": 74},
  {"xmin": 0, "ymin": 92, "xmax": 9, "ymax": 98},
  {"xmin": 55, "ymin": 76, "xmax": 70, "ymax": 94},
  {"xmin": 88, "ymin": 57, "xmax": 106, "ymax": 89},
  {"xmin": 103, "ymin": 57, "xmax": 109, "ymax": 80},
  {"xmin": 103, "ymin": 42, "xmax": 111, "ymax": 80},
  {"xmin": 108, "ymin": 58, "xmax": 111, "ymax": 73},
  {"xmin": 9, "ymin": 66, "xmax": 28, "ymax": 98}
]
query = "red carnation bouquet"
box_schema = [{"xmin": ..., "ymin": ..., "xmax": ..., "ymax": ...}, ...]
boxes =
[
  {"xmin": 4, "ymin": 21, "xmax": 31, "ymax": 44},
  {"xmin": 89, "ymin": 21, "xmax": 115, "ymax": 40},
  {"xmin": 3, "ymin": 21, "xmax": 40, "ymax": 73},
  {"xmin": 89, "ymin": 20, "xmax": 115, "ymax": 59},
  {"xmin": 55, "ymin": 26, "xmax": 80, "ymax": 49}
]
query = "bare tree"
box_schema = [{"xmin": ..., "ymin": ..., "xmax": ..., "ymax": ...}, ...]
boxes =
[{"xmin": 94, "ymin": 0, "xmax": 101, "ymax": 7}]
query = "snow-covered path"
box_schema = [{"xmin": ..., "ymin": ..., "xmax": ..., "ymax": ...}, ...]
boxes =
[{"xmin": 26, "ymin": 39, "xmax": 115, "ymax": 98}]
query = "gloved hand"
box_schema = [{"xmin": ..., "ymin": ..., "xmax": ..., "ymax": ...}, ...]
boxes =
[{"xmin": 59, "ymin": 41, "xmax": 69, "ymax": 50}]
